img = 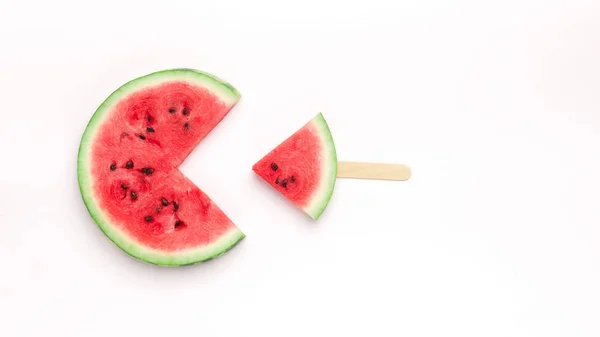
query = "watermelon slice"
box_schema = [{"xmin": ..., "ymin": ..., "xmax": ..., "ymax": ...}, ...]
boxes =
[
  {"xmin": 78, "ymin": 69, "xmax": 245, "ymax": 266},
  {"xmin": 252, "ymin": 113, "xmax": 337, "ymax": 220}
]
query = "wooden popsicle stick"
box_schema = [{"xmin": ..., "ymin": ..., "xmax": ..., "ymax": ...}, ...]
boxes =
[{"xmin": 337, "ymin": 161, "xmax": 411, "ymax": 181}]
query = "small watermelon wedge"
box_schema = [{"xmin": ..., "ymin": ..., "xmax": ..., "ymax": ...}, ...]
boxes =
[
  {"xmin": 252, "ymin": 113, "xmax": 337, "ymax": 220},
  {"xmin": 78, "ymin": 69, "xmax": 245, "ymax": 266}
]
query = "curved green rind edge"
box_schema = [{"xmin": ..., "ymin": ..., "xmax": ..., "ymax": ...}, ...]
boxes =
[
  {"xmin": 77, "ymin": 68, "xmax": 244, "ymax": 266},
  {"xmin": 304, "ymin": 113, "xmax": 338, "ymax": 220}
]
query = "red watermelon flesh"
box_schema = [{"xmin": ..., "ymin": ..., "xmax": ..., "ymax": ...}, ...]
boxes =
[
  {"xmin": 252, "ymin": 113, "xmax": 338, "ymax": 220},
  {"xmin": 107, "ymin": 81, "xmax": 233, "ymax": 166},
  {"xmin": 78, "ymin": 69, "xmax": 245, "ymax": 266},
  {"xmin": 106, "ymin": 170, "xmax": 236, "ymax": 251}
]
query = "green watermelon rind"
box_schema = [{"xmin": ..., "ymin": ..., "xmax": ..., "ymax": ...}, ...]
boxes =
[
  {"xmin": 303, "ymin": 113, "xmax": 338, "ymax": 220},
  {"xmin": 77, "ymin": 69, "xmax": 245, "ymax": 266}
]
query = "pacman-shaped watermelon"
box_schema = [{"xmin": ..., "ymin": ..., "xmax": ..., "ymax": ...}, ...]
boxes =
[{"xmin": 78, "ymin": 69, "xmax": 245, "ymax": 266}]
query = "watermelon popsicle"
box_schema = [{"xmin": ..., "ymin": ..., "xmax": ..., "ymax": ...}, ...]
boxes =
[{"xmin": 252, "ymin": 113, "xmax": 411, "ymax": 220}]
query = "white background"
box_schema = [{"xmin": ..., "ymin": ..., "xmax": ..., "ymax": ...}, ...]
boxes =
[{"xmin": 1, "ymin": 0, "xmax": 600, "ymax": 336}]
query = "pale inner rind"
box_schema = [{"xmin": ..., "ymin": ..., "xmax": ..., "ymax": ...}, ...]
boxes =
[{"xmin": 302, "ymin": 113, "xmax": 338, "ymax": 220}]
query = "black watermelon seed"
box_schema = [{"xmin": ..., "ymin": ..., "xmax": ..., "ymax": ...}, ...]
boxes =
[
  {"xmin": 174, "ymin": 220, "xmax": 182, "ymax": 228},
  {"xmin": 144, "ymin": 215, "xmax": 153, "ymax": 222},
  {"xmin": 138, "ymin": 134, "xmax": 146, "ymax": 140},
  {"xmin": 130, "ymin": 191, "xmax": 138, "ymax": 200},
  {"xmin": 147, "ymin": 115, "xmax": 152, "ymax": 122},
  {"xmin": 120, "ymin": 184, "xmax": 128, "ymax": 190},
  {"xmin": 275, "ymin": 178, "xmax": 280, "ymax": 184},
  {"xmin": 142, "ymin": 167, "xmax": 154, "ymax": 175},
  {"xmin": 271, "ymin": 163, "xmax": 278, "ymax": 171},
  {"xmin": 169, "ymin": 108, "xmax": 176, "ymax": 114},
  {"xmin": 184, "ymin": 122, "xmax": 190, "ymax": 130},
  {"xmin": 182, "ymin": 107, "xmax": 189, "ymax": 115},
  {"xmin": 161, "ymin": 198, "xmax": 169, "ymax": 206},
  {"xmin": 290, "ymin": 176, "xmax": 296, "ymax": 183},
  {"xmin": 146, "ymin": 127, "xmax": 155, "ymax": 133},
  {"xmin": 126, "ymin": 161, "xmax": 134, "ymax": 169},
  {"xmin": 282, "ymin": 179, "xmax": 288, "ymax": 188},
  {"xmin": 110, "ymin": 163, "xmax": 117, "ymax": 171},
  {"xmin": 173, "ymin": 201, "xmax": 179, "ymax": 211}
]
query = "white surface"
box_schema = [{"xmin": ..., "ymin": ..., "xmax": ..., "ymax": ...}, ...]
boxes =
[{"xmin": 1, "ymin": 0, "xmax": 600, "ymax": 336}]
